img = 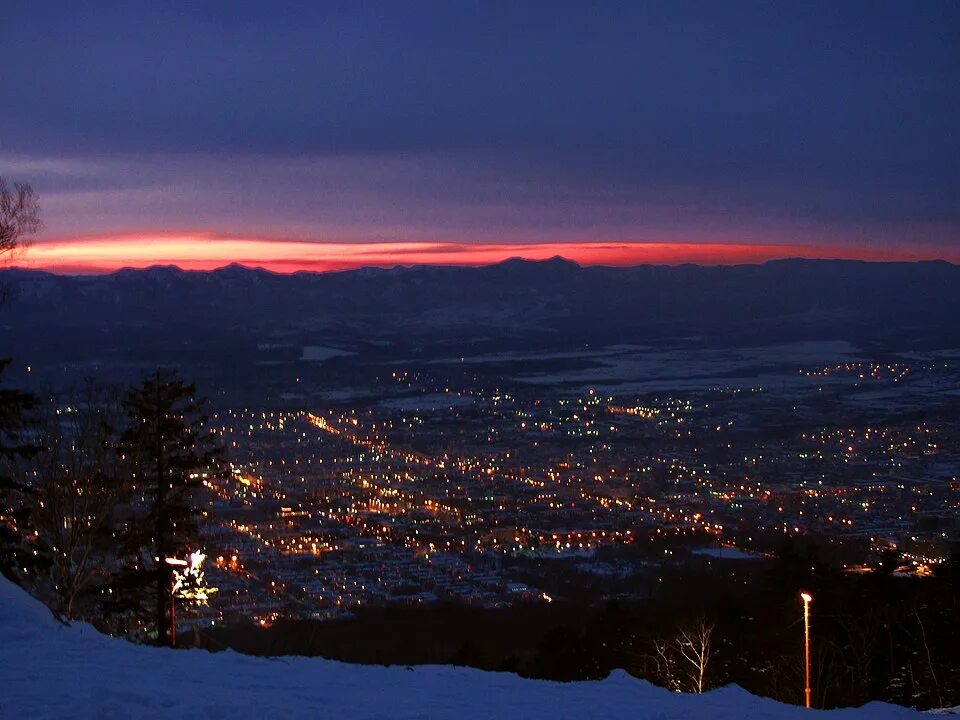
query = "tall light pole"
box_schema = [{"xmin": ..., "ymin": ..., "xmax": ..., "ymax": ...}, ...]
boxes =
[{"xmin": 800, "ymin": 592, "xmax": 813, "ymax": 708}]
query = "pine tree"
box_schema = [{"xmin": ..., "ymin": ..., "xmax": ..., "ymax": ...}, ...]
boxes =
[
  {"xmin": 115, "ymin": 370, "xmax": 219, "ymax": 645},
  {"xmin": 0, "ymin": 358, "xmax": 42, "ymax": 582}
]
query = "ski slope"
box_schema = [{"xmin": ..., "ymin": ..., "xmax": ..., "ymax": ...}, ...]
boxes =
[{"xmin": 0, "ymin": 577, "xmax": 924, "ymax": 719}]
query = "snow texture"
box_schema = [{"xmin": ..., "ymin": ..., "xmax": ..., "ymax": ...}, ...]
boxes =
[
  {"xmin": 691, "ymin": 546, "xmax": 767, "ymax": 560},
  {"xmin": 0, "ymin": 576, "xmax": 924, "ymax": 719}
]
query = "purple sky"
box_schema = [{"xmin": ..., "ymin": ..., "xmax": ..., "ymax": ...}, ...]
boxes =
[{"xmin": 1, "ymin": 2, "xmax": 957, "ymax": 270}]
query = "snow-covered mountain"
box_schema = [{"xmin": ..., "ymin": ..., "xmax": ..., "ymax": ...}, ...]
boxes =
[
  {"xmin": 5, "ymin": 258, "xmax": 960, "ymax": 349},
  {"xmin": 0, "ymin": 577, "xmax": 924, "ymax": 719},
  {"xmin": 5, "ymin": 258, "xmax": 960, "ymax": 396}
]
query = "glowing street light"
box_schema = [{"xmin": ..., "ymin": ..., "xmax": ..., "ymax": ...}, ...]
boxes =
[
  {"xmin": 800, "ymin": 592, "xmax": 813, "ymax": 708},
  {"xmin": 163, "ymin": 552, "xmax": 217, "ymax": 648},
  {"xmin": 164, "ymin": 557, "xmax": 188, "ymax": 647}
]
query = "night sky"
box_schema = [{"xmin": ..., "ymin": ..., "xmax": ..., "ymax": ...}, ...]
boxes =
[{"xmin": 2, "ymin": 1, "xmax": 958, "ymax": 272}]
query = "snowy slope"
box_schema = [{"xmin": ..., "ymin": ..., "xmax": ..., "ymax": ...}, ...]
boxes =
[{"xmin": 0, "ymin": 577, "xmax": 923, "ymax": 719}]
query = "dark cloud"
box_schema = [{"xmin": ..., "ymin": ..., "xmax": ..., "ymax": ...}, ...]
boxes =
[{"xmin": 1, "ymin": 1, "xmax": 958, "ymax": 240}]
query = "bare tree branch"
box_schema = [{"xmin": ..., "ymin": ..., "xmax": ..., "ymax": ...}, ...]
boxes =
[
  {"xmin": 0, "ymin": 178, "xmax": 42, "ymax": 261},
  {"xmin": 674, "ymin": 617, "xmax": 714, "ymax": 694},
  {"xmin": 33, "ymin": 383, "xmax": 124, "ymax": 619}
]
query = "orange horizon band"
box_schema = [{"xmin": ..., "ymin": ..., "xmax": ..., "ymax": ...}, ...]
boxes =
[{"xmin": 14, "ymin": 234, "xmax": 959, "ymax": 274}]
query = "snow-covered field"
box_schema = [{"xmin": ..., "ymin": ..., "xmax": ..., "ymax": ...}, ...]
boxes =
[
  {"xmin": 301, "ymin": 345, "xmax": 356, "ymax": 362},
  {"xmin": 691, "ymin": 546, "xmax": 768, "ymax": 561},
  {"xmin": 512, "ymin": 341, "xmax": 861, "ymax": 391},
  {"xmin": 0, "ymin": 577, "xmax": 924, "ymax": 719},
  {"xmin": 379, "ymin": 393, "xmax": 476, "ymax": 411}
]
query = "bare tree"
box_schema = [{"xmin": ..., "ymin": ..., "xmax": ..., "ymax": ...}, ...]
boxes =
[
  {"xmin": 912, "ymin": 606, "xmax": 944, "ymax": 709},
  {"xmin": 32, "ymin": 385, "xmax": 124, "ymax": 619},
  {"xmin": 0, "ymin": 178, "xmax": 41, "ymax": 261},
  {"xmin": 832, "ymin": 604, "xmax": 884, "ymax": 706},
  {"xmin": 675, "ymin": 617, "xmax": 715, "ymax": 694},
  {"xmin": 640, "ymin": 616, "xmax": 716, "ymax": 694},
  {"xmin": 651, "ymin": 638, "xmax": 682, "ymax": 692}
]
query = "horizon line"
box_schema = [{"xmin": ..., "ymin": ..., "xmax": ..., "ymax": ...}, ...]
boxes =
[
  {"xmin": 13, "ymin": 234, "xmax": 960, "ymax": 275},
  {"xmin": 10, "ymin": 256, "xmax": 960, "ymax": 279}
]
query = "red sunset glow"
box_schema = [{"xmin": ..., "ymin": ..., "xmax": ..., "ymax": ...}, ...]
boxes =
[{"xmin": 18, "ymin": 234, "xmax": 960, "ymax": 274}]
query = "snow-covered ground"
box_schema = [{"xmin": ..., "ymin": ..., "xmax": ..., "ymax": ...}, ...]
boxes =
[
  {"xmin": 301, "ymin": 345, "xmax": 356, "ymax": 362},
  {"xmin": 0, "ymin": 577, "xmax": 924, "ymax": 719},
  {"xmin": 691, "ymin": 546, "xmax": 768, "ymax": 561}
]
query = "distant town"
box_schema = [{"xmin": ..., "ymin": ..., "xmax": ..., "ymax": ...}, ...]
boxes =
[{"xmin": 155, "ymin": 352, "xmax": 960, "ymax": 630}]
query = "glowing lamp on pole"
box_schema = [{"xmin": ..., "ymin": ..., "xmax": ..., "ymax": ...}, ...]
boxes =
[
  {"xmin": 164, "ymin": 557, "xmax": 188, "ymax": 647},
  {"xmin": 800, "ymin": 592, "xmax": 813, "ymax": 708}
]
